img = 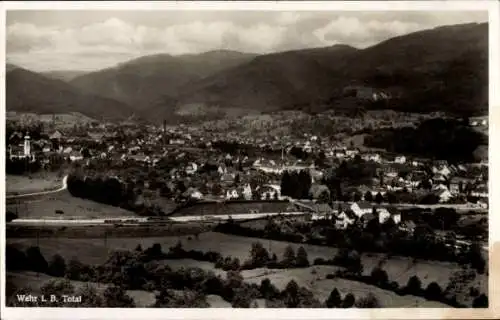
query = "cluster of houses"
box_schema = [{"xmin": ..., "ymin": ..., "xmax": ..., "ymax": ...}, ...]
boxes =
[{"xmin": 7, "ymin": 120, "xmax": 488, "ymax": 212}]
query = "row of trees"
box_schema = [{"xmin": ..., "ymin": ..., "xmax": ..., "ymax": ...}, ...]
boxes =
[
  {"xmin": 280, "ymin": 170, "xmax": 313, "ymax": 200},
  {"xmin": 6, "ymin": 240, "xmax": 488, "ymax": 308},
  {"xmin": 215, "ymin": 218, "xmax": 487, "ymax": 274},
  {"xmin": 5, "ymin": 244, "xmax": 319, "ymax": 308}
]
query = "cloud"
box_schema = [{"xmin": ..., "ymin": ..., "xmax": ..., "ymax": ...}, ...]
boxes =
[
  {"xmin": 6, "ymin": 12, "xmax": 488, "ymax": 72},
  {"xmin": 313, "ymin": 16, "xmax": 424, "ymax": 48}
]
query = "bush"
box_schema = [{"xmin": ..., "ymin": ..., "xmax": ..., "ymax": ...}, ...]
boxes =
[
  {"xmin": 103, "ymin": 285, "xmax": 135, "ymax": 307},
  {"xmin": 6, "ymin": 211, "xmax": 18, "ymax": 222},
  {"xmin": 326, "ymin": 274, "xmax": 335, "ymax": 280},
  {"xmin": 75, "ymin": 284, "xmax": 105, "ymax": 307},
  {"xmin": 370, "ymin": 267, "xmax": 389, "ymax": 287},
  {"xmin": 472, "ymin": 294, "xmax": 488, "ymax": 308},
  {"xmin": 424, "ymin": 282, "xmax": 442, "ymax": 301},
  {"xmin": 355, "ymin": 293, "xmax": 381, "ymax": 308},
  {"xmin": 313, "ymin": 257, "xmax": 327, "ymax": 265},
  {"xmin": 65, "ymin": 257, "xmax": 85, "ymax": 280},
  {"xmin": 25, "ymin": 246, "xmax": 48, "ymax": 274},
  {"xmin": 326, "ymin": 288, "xmax": 341, "ymax": 308},
  {"xmin": 282, "ymin": 245, "xmax": 296, "ymax": 268},
  {"xmin": 48, "ymin": 254, "xmax": 67, "ymax": 277},
  {"xmin": 296, "ymin": 246, "xmax": 310, "ymax": 267},
  {"xmin": 341, "ymin": 293, "xmax": 355, "ymax": 308},
  {"xmin": 259, "ymin": 278, "xmax": 280, "ymax": 300},
  {"xmin": 405, "ymin": 275, "xmax": 422, "ymax": 295},
  {"xmin": 6, "ymin": 245, "xmax": 28, "ymax": 271},
  {"xmin": 469, "ymin": 287, "xmax": 480, "ymax": 297}
]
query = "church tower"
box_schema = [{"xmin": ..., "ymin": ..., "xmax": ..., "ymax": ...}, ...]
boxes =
[{"xmin": 24, "ymin": 132, "xmax": 31, "ymax": 157}]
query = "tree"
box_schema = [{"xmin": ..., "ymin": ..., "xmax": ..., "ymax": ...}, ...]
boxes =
[
  {"xmin": 364, "ymin": 191, "xmax": 373, "ymax": 202},
  {"xmin": 424, "ymin": 282, "xmax": 442, "ymax": 301},
  {"xmin": 48, "ymin": 254, "xmax": 66, "ymax": 277},
  {"xmin": 6, "ymin": 245, "xmax": 28, "ymax": 271},
  {"xmin": 326, "ymin": 288, "xmax": 341, "ymax": 308},
  {"xmin": 260, "ymin": 278, "xmax": 279, "ymax": 300},
  {"xmin": 250, "ymin": 242, "xmax": 270, "ymax": 268},
  {"xmin": 466, "ymin": 243, "xmax": 486, "ymax": 274},
  {"xmin": 341, "ymin": 293, "xmax": 355, "ymax": 308},
  {"xmin": 375, "ymin": 192, "xmax": 384, "ymax": 204},
  {"xmin": 370, "ymin": 267, "xmax": 389, "ymax": 286},
  {"xmin": 318, "ymin": 190, "xmax": 330, "ymax": 204},
  {"xmin": 296, "ymin": 246, "xmax": 310, "ymax": 268},
  {"xmin": 135, "ymin": 244, "xmax": 143, "ymax": 252},
  {"xmin": 282, "ymin": 245, "xmax": 296, "ymax": 267},
  {"xmin": 353, "ymin": 192, "xmax": 362, "ymax": 202},
  {"xmin": 66, "ymin": 257, "xmax": 85, "ymax": 280},
  {"xmin": 103, "ymin": 285, "xmax": 135, "ymax": 307},
  {"xmin": 355, "ymin": 293, "xmax": 381, "ymax": 308},
  {"xmin": 280, "ymin": 171, "xmax": 291, "ymax": 197},
  {"xmin": 405, "ymin": 275, "xmax": 422, "ymax": 295},
  {"xmin": 472, "ymin": 294, "xmax": 488, "ymax": 308},
  {"xmin": 283, "ymin": 280, "xmax": 300, "ymax": 308},
  {"xmin": 25, "ymin": 246, "xmax": 48, "ymax": 274}
]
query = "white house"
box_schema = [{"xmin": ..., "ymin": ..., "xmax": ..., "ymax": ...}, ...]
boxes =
[
  {"xmin": 336, "ymin": 211, "xmax": 356, "ymax": 229},
  {"xmin": 226, "ymin": 189, "xmax": 239, "ymax": 200},
  {"xmin": 242, "ymin": 184, "xmax": 253, "ymax": 200},
  {"xmin": 350, "ymin": 202, "xmax": 372, "ymax": 218},
  {"xmin": 186, "ymin": 162, "xmax": 198, "ymax": 175},
  {"xmin": 69, "ymin": 151, "xmax": 84, "ymax": 162},
  {"xmin": 436, "ymin": 189, "xmax": 452, "ymax": 203},
  {"xmin": 392, "ymin": 213, "xmax": 402, "ymax": 224},
  {"xmin": 377, "ymin": 208, "xmax": 391, "ymax": 224},
  {"xmin": 394, "ymin": 155, "xmax": 406, "ymax": 164}
]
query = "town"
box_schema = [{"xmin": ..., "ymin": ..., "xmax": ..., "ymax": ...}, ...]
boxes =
[{"xmin": 4, "ymin": 8, "xmax": 491, "ymax": 312}]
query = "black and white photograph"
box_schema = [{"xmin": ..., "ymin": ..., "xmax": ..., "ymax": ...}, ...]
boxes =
[{"xmin": 1, "ymin": 0, "xmax": 498, "ymax": 318}]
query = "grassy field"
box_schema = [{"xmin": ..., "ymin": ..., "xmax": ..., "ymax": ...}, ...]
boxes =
[
  {"xmin": 6, "ymin": 174, "xmax": 62, "ymax": 195},
  {"xmin": 145, "ymin": 259, "xmax": 447, "ymax": 307},
  {"xmin": 171, "ymin": 201, "xmax": 293, "ymax": 217},
  {"xmin": 5, "ymin": 271, "xmax": 156, "ymax": 307},
  {"xmin": 7, "ymin": 191, "xmax": 138, "ymax": 219},
  {"xmin": 242, "ymin": 265, "xmax": 449, "ymax": 308},
  {"xmin": 6, "ymin": 231, "xmax": 481, "ymax": 292}
]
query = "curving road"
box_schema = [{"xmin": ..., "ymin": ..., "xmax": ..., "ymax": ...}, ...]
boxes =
[{"xmin": 6, "ymin": 175, "xmax": 68, "ymax": 200}]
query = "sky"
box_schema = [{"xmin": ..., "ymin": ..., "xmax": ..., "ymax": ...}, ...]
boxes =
[{"xmin": 6, "ymin": 10, "xmax": 488, "ymax": 72}]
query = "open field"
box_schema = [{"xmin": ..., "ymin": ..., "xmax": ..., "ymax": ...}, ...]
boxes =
[
  {"xmin": 5, "ymin": 271, "xmax": 156, "ymax": 307},
  {"xmin": 6, "ymin": 174, "xmax": 62, "ymax": 195},
  {"xmin": 6, "ymin": 222, "xmax": 213, "ymax": 239},
  {"xmin": 171, "ymin": 201, "xmax": 293, "ymax": 217},
  {"xmin": 242, "ymin": 265, "xmax": 449, "ymax": 308},
  {"xmin": 6, "ymin": 232, "xmax": 482, "ymax": 291},
  {"xmin": 6, "ymin": 191, "xmax": 138, "ymax": 219},
  {"xmin": 127, "ymin": 258, "xmax": 448, "ymax": 307}
]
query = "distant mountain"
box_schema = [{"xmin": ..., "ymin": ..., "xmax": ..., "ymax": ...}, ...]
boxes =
[
  {"xmin": 6, "ymin": 63, "xmax": 19, "ymax": 72},
  {"xmin": 169, "ymin": 45, "xmax": 358, "ymax": 116},
  {"xmin": 6, "ymin": 67, "xmax": 134, "ymax": 121},
  {"xmin": 42, "ymin": 70, "xmax": 87, "ymax": 82},
  {"xmin": 162, "ymin": 22, "xmax": 487, "ymax": 121},
  {"xmin": 70, "ymin": 50, "xmax": 257, "ymax": 112}
]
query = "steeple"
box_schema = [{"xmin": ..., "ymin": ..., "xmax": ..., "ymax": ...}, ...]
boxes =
[{"xmin": 24, "ymin": 131, "xmax": 31, "ymax": 157}]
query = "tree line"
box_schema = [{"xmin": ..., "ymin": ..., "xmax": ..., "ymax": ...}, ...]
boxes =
[{"xmin": 364, "ymin": 118, "xmax": 487, "ymax": 163}]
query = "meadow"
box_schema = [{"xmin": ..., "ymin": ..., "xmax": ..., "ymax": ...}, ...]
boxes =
[
  {"xmin": 7, "ymin": 191, "xmax": 138, "ymax": 219},
  {"xmin": 6, "ymin": 174, "xmax": 62, "ymax": 195},
  {"xmin": 7, "ymin": 231, "xmax": 479, "ymax": 290}
]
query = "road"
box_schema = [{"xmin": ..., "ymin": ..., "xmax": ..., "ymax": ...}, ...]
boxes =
[{"xmin": 6, "ymin": 175, "xmax": 68, "ymax": 200}]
